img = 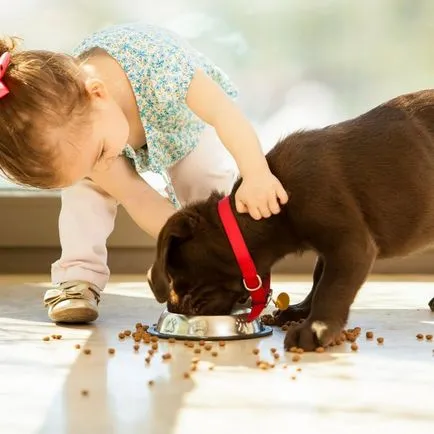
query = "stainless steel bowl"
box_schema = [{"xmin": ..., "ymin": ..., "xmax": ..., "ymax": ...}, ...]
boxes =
[{"xmin": 147, "ymin": 307, "xmax": 273, "ymax": 341}]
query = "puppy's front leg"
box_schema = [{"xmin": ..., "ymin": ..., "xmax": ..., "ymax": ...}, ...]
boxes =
[
  {"xmin": 273, "ymin": 256, "xmax": 324, "ymax": 325},
  {"xmin": 284, "ymin": 236, "xmax": 377, "ymax": 351}
]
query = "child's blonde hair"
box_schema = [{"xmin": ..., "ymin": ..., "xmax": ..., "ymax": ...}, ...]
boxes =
[{"xmin": 0, "ymin": 37, "xmax": 91, "ymax": 188}]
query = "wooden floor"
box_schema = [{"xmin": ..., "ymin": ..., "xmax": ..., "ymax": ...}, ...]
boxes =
[{"xmin": 0, "ymin": 275, "xmax": 433, "ymax": 434}]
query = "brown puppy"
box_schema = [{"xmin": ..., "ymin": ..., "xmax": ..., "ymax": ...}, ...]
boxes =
[{"xmin": 148, "ymin": 89, "xmax": 434, "ymax": 351}]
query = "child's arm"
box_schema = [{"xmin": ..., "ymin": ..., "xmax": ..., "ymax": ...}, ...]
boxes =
[
  {"xmin": 90, "ymin": 157, "xmax": 176, "ymax": 239},
  {"xmin": 186, "ymin": 69, "xmax": 289, "ymax": 220}
]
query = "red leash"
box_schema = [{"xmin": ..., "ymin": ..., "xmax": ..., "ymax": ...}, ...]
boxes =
[{"xmin": 217, "ymin": 196, "xmax": 271, "ymax": 322}]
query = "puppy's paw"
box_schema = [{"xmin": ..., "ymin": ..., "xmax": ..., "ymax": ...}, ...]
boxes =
[
  {"xmin": 272, "ymin": 304, "xmax": 310, "ymax": 326},
  {"xmin": 284, "ymin": 318, "xmax": 342, "ymax": 351}
]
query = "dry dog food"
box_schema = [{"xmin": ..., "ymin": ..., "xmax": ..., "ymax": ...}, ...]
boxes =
[
  {"xmin": 345, "ymin": 334, "xmax": 356, "ymax": 343},
  {"xmin": 133, "ymin": 344, "xmax": 140, "ymax": 351},
  {"xmin": 148, "ymin": 380, "xmax": 154, "ymax": 387},
  {"xmin": 260, "ymin": 314, "xmax": 276, "ymax": 326},
  {"xmin": 75, "ymin": 344, "xmax": 81, "ymax": 349},
  {"xmin": 81, "ymin": 389, "xmax": 89, "ymax": 396},
  {"xmin": 83, "ymin": 349, "xmax": 91, "ymax": 355},
  {"xmin": 102, "ymin": 318, "xmax": 434, "ymax": 387},
  {"xmin": 43, "ymin": 336, "xmax": 50, "ymax": 341},
  {"xmin": 258, "ymin": 361, "xmax": 271, "ymax": 370}
]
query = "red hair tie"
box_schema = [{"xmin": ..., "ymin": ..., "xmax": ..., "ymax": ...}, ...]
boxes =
[{"xmin": 0, "ymin": 52, "xmax": 11, "ymax": 99}]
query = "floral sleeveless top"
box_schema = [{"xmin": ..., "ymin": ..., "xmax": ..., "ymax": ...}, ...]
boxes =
[{"xmin": 72, "ymin": 23, "xmax": 238, "ymax": 206}]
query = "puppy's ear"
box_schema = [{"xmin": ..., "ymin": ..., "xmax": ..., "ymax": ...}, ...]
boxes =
[
  {"xmin": 149, "ymin": 211, "xmax": 199, "ymax": 303},
  {"xmin": 208, "ymin": 190, "xmax": 226, "ymax": 203}
]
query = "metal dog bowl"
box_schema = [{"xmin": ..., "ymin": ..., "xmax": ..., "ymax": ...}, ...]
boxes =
[{"xmin": 147, "ymin": 306, "xmax": 273, "ymax": 341}]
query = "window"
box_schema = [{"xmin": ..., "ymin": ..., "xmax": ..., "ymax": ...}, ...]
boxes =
[{"xmin": 1, "ymin": 0, "xmax": 433, "ymax": 273}]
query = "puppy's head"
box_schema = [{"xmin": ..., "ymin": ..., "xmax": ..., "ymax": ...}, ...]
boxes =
[{"xmin": 147, "ymin": 192, "xmax": 247, "ymax": 315}]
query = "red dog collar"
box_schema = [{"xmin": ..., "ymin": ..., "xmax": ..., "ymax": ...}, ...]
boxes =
[{"xmin": 217, "ymin": 196, "xmax": 271, "ymax": 322}]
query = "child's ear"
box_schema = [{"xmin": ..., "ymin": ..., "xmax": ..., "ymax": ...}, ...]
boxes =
[{"xmin": 84, "ymin": 78, "xmax": 108, "ymax": 100}]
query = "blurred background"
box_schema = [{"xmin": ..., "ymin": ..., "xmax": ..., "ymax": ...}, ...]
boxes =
[
  {"xmin": 2, "ymin": 0, "xmax": 434, "ymax": 189},
  {"xmin": 1, "ymin": 0, "xmax": 434, "ymax": 273}
]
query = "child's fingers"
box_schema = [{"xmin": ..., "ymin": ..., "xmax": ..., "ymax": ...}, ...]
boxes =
[
  {"xmin": 268, "ymin": 192, "xmax": 281, "ymax": 215},
  {"xmin": 236, "ymin": 198, "xmax": 249, "ymax": 214},
  {"xmin": 277, "ymin": 185, "xmax": 289, "ymax": 204},
  {"xmin": 248, "ymin": 206, "xmax": 262, "ymax": 220},
  {"xmin": 257, "ymin": 201, "xmax": 272, "ymax": 218}
]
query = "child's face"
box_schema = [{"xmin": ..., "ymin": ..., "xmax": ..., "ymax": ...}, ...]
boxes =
[{"xmin": 56, "ymin": 94, "xmax": 130, "ymax": 187}]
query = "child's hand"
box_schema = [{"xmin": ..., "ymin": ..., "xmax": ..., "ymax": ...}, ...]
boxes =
[{"xmin": 235, "ymin": 169, "xmax": 289, "ymax": 220}]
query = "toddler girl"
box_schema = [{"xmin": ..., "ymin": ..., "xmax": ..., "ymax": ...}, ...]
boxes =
[{"xmin": 0, "ymin": 23, "xmax": 288, "ymax": 323}]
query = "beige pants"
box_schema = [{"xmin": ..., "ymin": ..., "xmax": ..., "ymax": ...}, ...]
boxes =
[{"xmin": 51, "ymin": 126, "xmax": 238, "ymax": 290}]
